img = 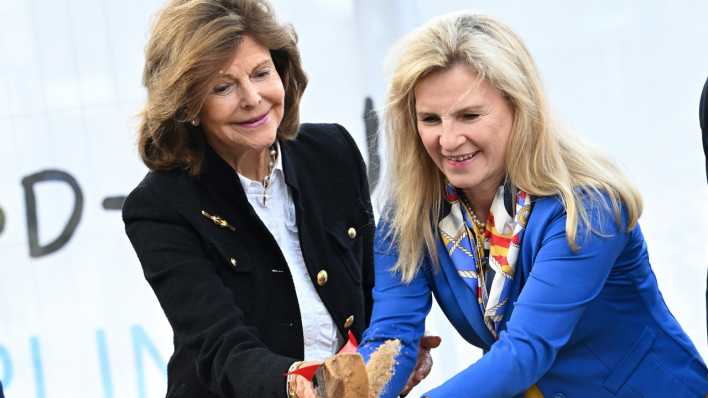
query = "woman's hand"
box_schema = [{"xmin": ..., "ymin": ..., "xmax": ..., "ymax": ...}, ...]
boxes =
[
  {"xmin": 399, "ymin": 335, "xmax": 441, "ymax": 397},
  {"xmin": 288, "ymin": 361, "xmax": 321, "ymax": 398},
  {"xmin": 292, "ymin": 375, "xmax": 317, "ymax": 398}
]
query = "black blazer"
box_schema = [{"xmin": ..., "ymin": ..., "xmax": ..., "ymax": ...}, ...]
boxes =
[{"xmin": 123, "ymin": 123, "xmax": 374, "ymax": 398}]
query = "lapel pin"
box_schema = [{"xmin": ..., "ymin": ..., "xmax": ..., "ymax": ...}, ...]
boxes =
[{"xmin": 201, "ymin": 210, "xmax": 236, "ymax": 232}]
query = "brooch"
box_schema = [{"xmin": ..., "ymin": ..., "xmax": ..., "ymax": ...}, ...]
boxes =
[{"xmin": 200, "ymin": 210, "xmax": 236, "ymax": 232}]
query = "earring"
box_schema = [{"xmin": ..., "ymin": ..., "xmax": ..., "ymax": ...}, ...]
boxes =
[{"xmin": 191, "ymin": 118, "xmax": 200, "ymax": 127}]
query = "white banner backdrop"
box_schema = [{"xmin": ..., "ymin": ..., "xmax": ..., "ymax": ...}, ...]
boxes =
[{"xmin": 1, "ymin": 0, "xmax": 707, "ymax": 397}]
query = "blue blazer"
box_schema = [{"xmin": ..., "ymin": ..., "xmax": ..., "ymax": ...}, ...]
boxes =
[{"xmin": 359, "ymin": 196, "xmax": 708, "ymax": 397}]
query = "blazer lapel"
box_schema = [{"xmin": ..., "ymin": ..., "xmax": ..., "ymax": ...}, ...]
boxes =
[
  {"xmin": 279, "ymin": 139, "xmax": 322, "ymax": 276},
  {"xmin": 196, "ymin": 143, "xmax": 288, "ymax": 268},
  {"xmin": 197, "ymin": 145, "xmax": 253, "ymax": 226},
  {"xmin": 435, "ymin": 238, "xmax": 496, "ymax": 347}
]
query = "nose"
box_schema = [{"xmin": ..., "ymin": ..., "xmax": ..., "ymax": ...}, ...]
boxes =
[
  {"xmin": 438, "ymin": 120, "xmax": 465, "ymax": 150},
  {"xmin": 239, "ymin": 81, "xmax": 262, "ymax": 109}
]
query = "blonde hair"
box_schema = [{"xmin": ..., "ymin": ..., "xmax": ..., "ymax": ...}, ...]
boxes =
[
  {"xmin": 138, "ymin": 0, "xmax": 307, "ymax": 174},
  {"xmin": 383, "ymin": 12, "xmax": 643, "ymax": 282}
]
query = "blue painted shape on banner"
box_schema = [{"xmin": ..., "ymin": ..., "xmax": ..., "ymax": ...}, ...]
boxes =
[
  {"xmin": 30, "ymin": 337, "xmax": 45, "ymax": 398},
  {"xmin": 96, "ymin": 330, "xmax": 115, "ymax": 398},
  {"xmin": 0, "ymin": 345, "xmax": 12, "ymax": 389},
  {"xmin": 131, "ymin": 325, "xmax": 167, "ymax": 398},
  {"xmin": 1, "ymin": 378, "xmax": 5, "ymax": 398}
]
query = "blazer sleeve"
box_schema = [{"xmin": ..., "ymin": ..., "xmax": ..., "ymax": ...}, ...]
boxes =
[
  {"xmin": 123, "ymin": 182, "xmax": 296, "ymax": 398},
  {"xmin": 423, "ymin": 200, "xmax": 630, "ymax": 398},
  {"xmin": 358, "ymin": 221, "xmax": 433, "ymax": 398}
]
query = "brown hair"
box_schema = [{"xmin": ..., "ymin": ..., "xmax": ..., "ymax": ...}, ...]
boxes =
[{"xmin": 138, "ymin": 0, "xmax": 308, "ymax": 174}]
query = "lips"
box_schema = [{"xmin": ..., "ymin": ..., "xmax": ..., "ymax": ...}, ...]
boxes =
[
  {"xmin": 444, "ymin": 151, "xmax": 479, "ymax": 162},
  {"xmin": 236, "ymin": 111, "xmax": 269, "ymax": 128}
]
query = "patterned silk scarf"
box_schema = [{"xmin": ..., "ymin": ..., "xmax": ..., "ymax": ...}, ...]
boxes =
[{"xmin": 438, "ymin": 182, "xmax": 533, "ymax": 338}]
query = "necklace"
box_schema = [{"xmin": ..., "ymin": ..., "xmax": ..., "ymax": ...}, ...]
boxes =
[
  {"xmin": 459, "ymin": 193, "xmax": 490, "ymax": 305},
  {"xmin": 468, "ymin": 209, "xmax": 486, "ymax": 232},
  {"xmin": 262, "ymin": 144, "xmax": 278, "ymax": 206},
  {"xmin": 460, "ymin": 194, "xmax": 486, "ymax": 232}
]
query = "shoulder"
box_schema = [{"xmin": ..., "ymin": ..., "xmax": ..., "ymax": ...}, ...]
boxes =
[
  {"xmin": 284, "ymin": 123, "xmax": 366, "ymax": 185},
  {"xmin": 528, "ymin": 195, "xmax": 565, "ymax": 219},
  {"xmin": 287, "ymin": 123, "xmax": 361, "ymax": 162},
  {"xmin": 296, "ymin": 122, "xmax": 357, "ymax": 147},
  {"xmin": 526, "ymin": 191, "xmax": 631, "ymax": 243},
  {"xmin": 122, "ymin": 169, "xmax": 196, "ymax": 221}
]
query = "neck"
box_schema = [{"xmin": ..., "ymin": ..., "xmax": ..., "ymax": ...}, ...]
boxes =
[
  {"xmin": 462, "ymin": 187, "xmax": 496, "ymax": 222},
  {"xmin": 210, "ymin": 143, "xmax": 270, "ymax": 181},
  {"xmin": 235, "ymin": 148, "xmax": 270, "ymax": 181}
]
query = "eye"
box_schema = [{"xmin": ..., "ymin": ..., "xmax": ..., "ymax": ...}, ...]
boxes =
[
  {"xmin": 212, "ymin": 83, "xmax": 233, "ymax": 95},
  {"xmin": 419, "ymin": 114, "xmax": 440, "ymax": 125},
  {"xmin": 461, "ymin": 113, "xmax": 479, "ymax": 121},
  {"xmin": 253, "ymin": 68, "xmax": 272, "ymax": 79}
]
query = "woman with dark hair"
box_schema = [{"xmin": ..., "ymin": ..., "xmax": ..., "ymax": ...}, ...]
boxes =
[{"xmin": 122, "ymin": 1, "xmax": 385, "ymax": 396}]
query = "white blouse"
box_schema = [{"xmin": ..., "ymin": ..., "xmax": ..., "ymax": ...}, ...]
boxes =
[{"xmin": 237, "ymin": 143, "xmax": 342, "ymax": 361}]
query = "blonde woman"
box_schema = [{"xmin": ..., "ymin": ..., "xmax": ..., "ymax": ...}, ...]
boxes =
[{"xmin": 357, "ymin": 12, "xmax": 708, "ymax": 398}]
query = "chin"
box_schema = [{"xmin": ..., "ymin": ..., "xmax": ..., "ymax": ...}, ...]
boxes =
[{"xmin": 448, "ymin": 177, "xmax": 481, "ymax": 191}]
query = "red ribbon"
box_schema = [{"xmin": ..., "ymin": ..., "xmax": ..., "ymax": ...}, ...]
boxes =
[{"xmin": 287, "ymin": 330, "xmax": 359, "ymax": 381}]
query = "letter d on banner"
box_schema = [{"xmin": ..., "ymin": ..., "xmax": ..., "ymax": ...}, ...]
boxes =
[{"xmin": 22, "ymin": 170, "xmax": 83, "ymax": 258}]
